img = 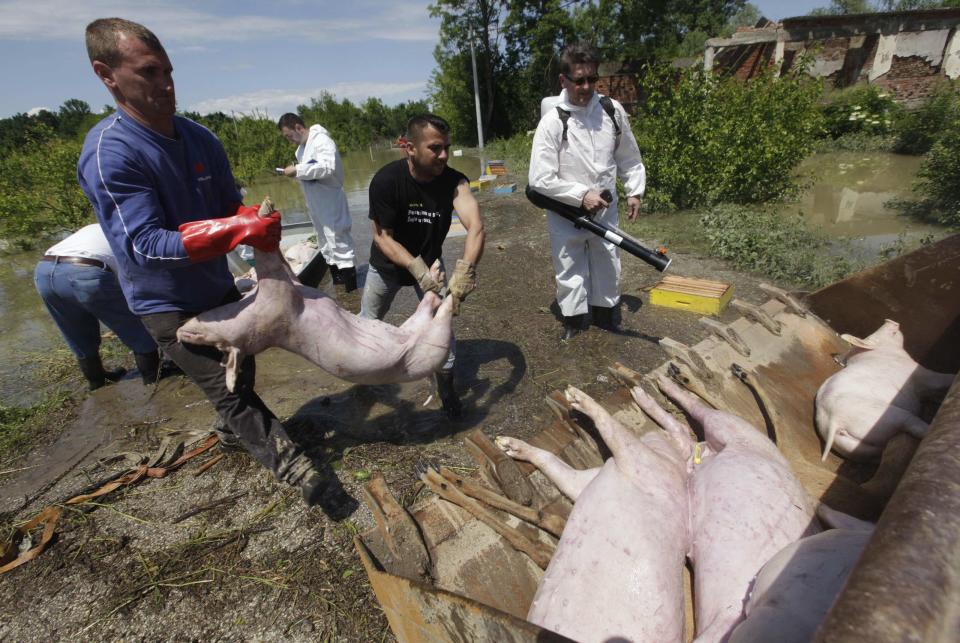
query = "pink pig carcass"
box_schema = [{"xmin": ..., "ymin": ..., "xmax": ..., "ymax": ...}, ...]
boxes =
[
  {"xmin": 633, "ymin": 376, "xmax": 820, "ymax": 643},
  {"xmin": 815, "ymin": 319, "xmax": 955, "ymax": 462},
  {"xmin": 176, "ymin": 246, "xmax": 454, "ymax": 391},
  {"xmin": 496, "ymin": 385, "xmax": 692, "ymax": 643}
]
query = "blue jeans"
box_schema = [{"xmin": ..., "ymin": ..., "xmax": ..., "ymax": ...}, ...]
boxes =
[
  {"xmin": 359, "ymin": 263, "xmax": 455, "ymax": 372},
  {"xmin": 34, "ymin": 260, "xmax": 156, "ymax": 359}
]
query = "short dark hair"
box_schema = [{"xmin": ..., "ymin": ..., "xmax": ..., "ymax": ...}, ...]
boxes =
[
  {"xmin": 559, "ymin": 43, "xmax": 600, "ymax": 75},
  {"xmin": 277, "ymin": 113, "xmax": 305, "ymax": 130},
  {"xmin": 406, "ymin": 114, "xmax": 449, "ymax": 142},
  {"xmin": 85, "ymin": 18, "xmax": 165, "ymax": 67}
]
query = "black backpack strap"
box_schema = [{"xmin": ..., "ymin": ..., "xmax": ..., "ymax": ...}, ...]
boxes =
[
  {"xmin": 599, "ymin": 95, "xmax": 622, "ymax": 144},
  {"xmin": 555, "ymin": 106, "xmax": 571, "ymax": 142},
  {"xmin": 556, "ymin": 97, "xmax": 620, "ymax": 146}
]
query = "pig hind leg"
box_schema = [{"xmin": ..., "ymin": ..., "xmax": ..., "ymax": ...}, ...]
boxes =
[
  {"xmin": 565, "ymin": 385, "xmax": 660, "ymax": 475},
  {"xmin": 870, "ymin": 406, "xmax": 929, "ymax": 444},
  {"xmin": 631, "ymin": 385, "xmax": 695, "ymax": 459},
  {"xmin": 496, "ymin": 436, "xmax": 599, "ymax": 501}
]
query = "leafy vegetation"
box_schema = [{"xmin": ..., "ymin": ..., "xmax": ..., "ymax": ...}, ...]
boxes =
[
  {"xmin": 0, "ymin": 129, "xmax": 92, "ymax": 247},
  {"xmin": 908, "ymin": 119, "xmax": 960, "ymax": 227},
  {"xmin": 428, "ymin": 0, "xmax": 745, "ymax": 144},
  {"xmin": 634, "ymin": 64, "xmax": 823, "ymax": 210},
  {"xmin": 821, "ymin": 84, "xmax": 900, "ymax": 139},
  {"xmin": 700, "ymin": 204, "xmax": 857, "ymax": 288},
  {"xmin": 894, "ymin": 81, "xmax": 960, "ymax": 155}
]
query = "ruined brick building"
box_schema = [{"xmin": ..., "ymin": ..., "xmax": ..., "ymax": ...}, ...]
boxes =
[{"xmin": 704, "ymin": 8, "xmax": 960, "ymax": 105}]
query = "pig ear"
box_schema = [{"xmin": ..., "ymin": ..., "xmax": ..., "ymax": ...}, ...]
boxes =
[
  {"xmin": 841, "ymin": 334, "xmax": 875, "ymax": 350},
  {"xmin": 817, "ymin": 504, "xmax": 875, "ymax": 532}
]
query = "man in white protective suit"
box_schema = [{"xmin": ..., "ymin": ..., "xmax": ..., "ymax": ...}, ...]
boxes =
[
  {"xmin": 529, "ymin": 43, "xmax": 646, "ymax": 341},
  {"xmin": 278, "ymin": 113, "xmax": 358, "ymax": 291}
]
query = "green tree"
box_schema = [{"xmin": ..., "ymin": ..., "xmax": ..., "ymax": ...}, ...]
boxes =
[
  {"xmin": 429, "ymin": 0, "xmax": 512, "ymax": 144},
  {"xmin": 503, "ymin": 1, "xmax": 580, "ymax": 130},
  {"xmin": 57, "ymin": 99, "xmax": 92, "ymax": 139},
  {"xmin": 578, "ymin": 0, "xmax": 745, "ymax": 63}
]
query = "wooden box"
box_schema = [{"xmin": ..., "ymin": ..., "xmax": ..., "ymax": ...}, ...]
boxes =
[{"xmin": 649, "ymin": 275, "xmax": 733, "ymax": 316}]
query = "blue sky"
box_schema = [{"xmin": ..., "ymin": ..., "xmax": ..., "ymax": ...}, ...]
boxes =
[{"xmin": 2, "ymin": 0, "xmax": 826, "ymax": 119}]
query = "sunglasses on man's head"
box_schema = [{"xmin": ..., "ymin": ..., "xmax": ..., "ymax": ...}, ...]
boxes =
[{"xmin": 563, "ymin": 73, "xmax": 599, "ymax": 86}]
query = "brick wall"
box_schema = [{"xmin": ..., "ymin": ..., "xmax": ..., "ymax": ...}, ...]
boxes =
[
  {"xmin": 597, "ymin": 74, "xmax": 640, "ymax": 114},
  {"xmin": 875, "ymin": 55, "xmax": 943, "ymax": 105}
]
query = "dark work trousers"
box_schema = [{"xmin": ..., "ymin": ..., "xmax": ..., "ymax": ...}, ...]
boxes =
[{"xmin": 140, "ymin": 289, "xmax": 300, "ymax": 482}]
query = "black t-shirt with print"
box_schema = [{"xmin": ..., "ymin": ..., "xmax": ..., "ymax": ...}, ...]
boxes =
[{"xmin": 368, "ymin": 159, "xmax": 468, "ymax": 285}]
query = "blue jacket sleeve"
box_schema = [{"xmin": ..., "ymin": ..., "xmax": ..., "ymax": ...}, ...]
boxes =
[{"xmin": 80, "ymin": 136, "xmax": 192, "ymax": 269}]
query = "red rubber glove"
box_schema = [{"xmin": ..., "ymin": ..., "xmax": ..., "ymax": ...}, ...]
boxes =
[{"xmin": 179, "ymin": 205, "xmax": 282, "ymax": 263}]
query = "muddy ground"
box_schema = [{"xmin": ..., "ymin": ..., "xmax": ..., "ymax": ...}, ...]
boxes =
[{"xmin": 0, "ymin": 188, "xmax": 790, "ymax": 641}]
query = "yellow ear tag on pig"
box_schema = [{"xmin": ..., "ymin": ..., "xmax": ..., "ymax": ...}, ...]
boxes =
[{"xmin": 693, "ymin": 442, "xmax": 703, "ymax": 465}]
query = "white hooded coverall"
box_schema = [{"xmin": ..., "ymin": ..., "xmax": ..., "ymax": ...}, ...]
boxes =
[
  {"xmin": 294, "ymin": 124, "xmax": 356, "ymax": 269},
  {"xmin": 529, "ymin": 90, "xmax": 646, "ymax": 317}
]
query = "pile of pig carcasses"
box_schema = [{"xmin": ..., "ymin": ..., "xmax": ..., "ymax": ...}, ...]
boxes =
[{"xmin": 353, "ymin": 235, "xmax": 960, "ymax": 643}]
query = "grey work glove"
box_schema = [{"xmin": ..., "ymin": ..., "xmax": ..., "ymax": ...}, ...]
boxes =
[
  {"xmin": 447, "ymin": 259, "xmax": 477, "ymax": 316},
  {"xmin": 406, "ymin": 256, "xmax": 443, "ymax": 294}
]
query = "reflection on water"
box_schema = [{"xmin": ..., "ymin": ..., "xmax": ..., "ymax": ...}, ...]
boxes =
[{"xmin": 791, "ymin": 151, "xmax": 941, "ymax": 254}]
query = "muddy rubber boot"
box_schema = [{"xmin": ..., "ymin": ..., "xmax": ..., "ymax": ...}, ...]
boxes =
[
  {"xmin": 339, "ymin": 267, "xmax": 358, "ymax": 293},
  {"xmin": 134, "ymin": 350, "xmax": 161, "ymax": 384},
  {"xmin": 591, "ymin": 305, "xmax": 618, "ymax": 332},
  {"xmin": 434, "ymin": 370, "xmax": 463, "ymax": 420},
  {"xmin": 561, "ymin": 314, "xmax": 586, "ymax": 341},
  {"xmin": 278, "ymin": 448, "xmax": 327, "ymax": 506},
  {"xmin": 210, "ymin": 416, "xmax": 242, "ymax": 451},
  {"xmin": 77, "ymin": 355, "xmax": 126, "ymax": 391}
]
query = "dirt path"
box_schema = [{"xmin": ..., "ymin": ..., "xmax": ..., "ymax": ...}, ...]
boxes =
[{"xmin": 0, "ymin": 189, "xmax": 787, "ymax": 640}]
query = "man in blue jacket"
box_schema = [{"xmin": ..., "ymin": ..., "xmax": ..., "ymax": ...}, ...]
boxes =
[{"xmin": 77, "ymin": 18, "xmax": 326, "ymax": 506}]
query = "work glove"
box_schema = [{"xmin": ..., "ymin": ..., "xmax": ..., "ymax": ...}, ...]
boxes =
[
  {"xmin": 406, "ymin": 256, "xmax": 443, "ymax": 295},
  {"xmin": 179, "ymin": 205, "xmax": 281, "ymax": 263},
  {"xmin": 447, "ymin": 259, "xmax": 477, "ymax": 316}
]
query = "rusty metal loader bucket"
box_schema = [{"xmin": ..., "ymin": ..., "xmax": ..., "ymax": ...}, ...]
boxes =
[{"xmin": 354, "ymin": 234, "xmax": 960, "ymax": 643}]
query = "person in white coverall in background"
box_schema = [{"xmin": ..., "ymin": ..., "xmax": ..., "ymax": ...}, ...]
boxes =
[
  {"xmin": 529, "ymin": 43, "xmax": 646, "ymax": 341},
  {"xmin": 278, "ymin": 113, "xmax": 358, "ymax": 291}
]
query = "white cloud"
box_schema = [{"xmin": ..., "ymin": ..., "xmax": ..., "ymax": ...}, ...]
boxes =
[
  {"xmin": 26, "ymin": 106, "xmax": 52, "ymax": 115},
  {"xmin": 0, "ymin": 0, "xmax": 438, "ymax": 43},
  {"xmin": 188, "ymin": 81, "xmax": 428, "ymax": 116}
]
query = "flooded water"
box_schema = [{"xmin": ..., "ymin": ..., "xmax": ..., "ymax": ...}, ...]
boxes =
[
  {"xmin": 792, "ymin": 151, "xmax": 943, "ymax": 255},
  {"xmin": 0, "ymin": 148, "xmax": 484, "ymax": 404}
]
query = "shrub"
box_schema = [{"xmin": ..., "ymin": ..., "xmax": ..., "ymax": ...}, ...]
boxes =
[
  {"xmin": 633, "ymin": 65, "xmax": 824, "ymax": 210},
  {"xmin": 910, "ymin": 118, "xmax": 960, "ymax": 227},
  {"xmin": 821, "ymin": 84, "xmax": 900, "ymax": 139},
  {"xmin": 894, "ymin": 81, "xmax": 960, "ymax": 155},
  {"xmin": 699, "ymin": 204, "xmax": 856, "ymax": 288},
  {"xmin": 0, "ymin": 133, "xmax": 92, "ymax": 248}
]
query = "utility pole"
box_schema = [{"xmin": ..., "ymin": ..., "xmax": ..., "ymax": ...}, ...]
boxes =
[{"xmin": 468, "ymin": 25, "xmax": 485, "ymax": 176}]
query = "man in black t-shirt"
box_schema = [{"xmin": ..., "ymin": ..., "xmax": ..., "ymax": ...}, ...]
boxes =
[{"xmin": 360, "ymin": 114, "xmax": 485, "ymax": 419}]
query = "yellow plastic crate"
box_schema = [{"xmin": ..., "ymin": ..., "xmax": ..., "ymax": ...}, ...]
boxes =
[{"xmin": 649, "ymin": 275, "xmax": 733, "ymax": 316}]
